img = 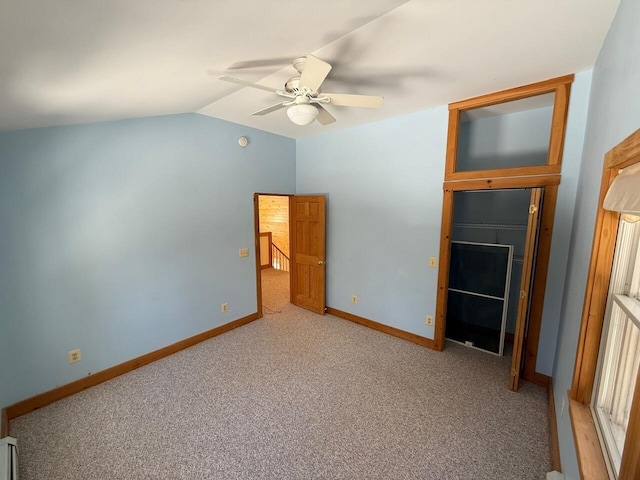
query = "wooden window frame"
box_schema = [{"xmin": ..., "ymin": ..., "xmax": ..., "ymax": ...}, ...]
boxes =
[
  {"xmin": 445, "ymin": 75, "xmax": 573, "ymax": 182},
  {"xmin": 569, "ymin": 128, "xmax": 640, "ymax": 479}
]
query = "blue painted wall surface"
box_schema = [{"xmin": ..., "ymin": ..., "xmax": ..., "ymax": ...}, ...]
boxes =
[
  {"xmin": 0, "ymin": 113, "xmax": 295, "ymax": 408},
  {"xmin": 296, "ymin": 72, "xmax": 592, "ymax": 375},
  {"xmin": 458, "ymin": 106, "xmax": 553, "ymax": 171},
  {"xmin": 553, "ymin": 0, "xmax": 640, "ymax": 477},
  {"xmin": 296, "ymin": 107, "xmax": 449, "ymax": 339},
  {"xmin": 536, "ymin": 70, "xmax": 593, "ymax": 376}
]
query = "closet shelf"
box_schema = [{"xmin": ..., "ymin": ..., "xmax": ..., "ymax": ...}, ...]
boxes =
[{"xmin": 453, "ymin": 222, "xmax": 527, "ymax": 231}]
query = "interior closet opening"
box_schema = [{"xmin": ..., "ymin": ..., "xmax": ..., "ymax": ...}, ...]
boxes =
[
  {"xmin": 445, "ymin": 188, "xmax": 540, "ymax": 361},
  {"xmin": 437, "ymin": 76, "xmax": 572, "ymax": 390},
  {"xmin": 256, "ymin": 194, "xmax": 291, "ymax": 314}
]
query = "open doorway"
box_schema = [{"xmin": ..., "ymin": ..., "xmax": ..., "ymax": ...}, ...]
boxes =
[
  {"xmin": 256, "ymin": 194, "xmax": 291, "ymax": 314},
  {"xmin": 436, "ymin": 75, "xmax": 573, "ymax": 391},
  {"xmin": 436, "ymin": 182, "xmax": 555, "ymax": 391},
  {"xmin": 254, "ymin": 193, "xmax": 327, "ymax": 317},
  {"xmin": 446, "ymin": 189, "xmax": 536, "ymax": 356}
]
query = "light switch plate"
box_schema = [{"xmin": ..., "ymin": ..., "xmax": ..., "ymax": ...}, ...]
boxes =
[
  {"xmin": 428, "ymin": 257, "xmax": 437, "ymax": 268},
  {"xmin": 239, "ymin": 248, "xmax": 249, "ymax": 257}
]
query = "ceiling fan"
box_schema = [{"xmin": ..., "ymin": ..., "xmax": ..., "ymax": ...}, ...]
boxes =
[{"xmin": 218, "ymin": 55, "xmax": 383, "ymax": 126}]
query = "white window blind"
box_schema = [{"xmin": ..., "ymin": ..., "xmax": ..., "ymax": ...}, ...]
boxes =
[
  {"xmin": 593, "ymin": 218, "xmax": 640, "ymax": 477},
  {"xmin": 603, "ymin": 163, "xmax": 640, "ymax": 215}
]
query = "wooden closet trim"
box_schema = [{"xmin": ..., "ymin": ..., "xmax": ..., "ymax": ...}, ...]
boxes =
[
  {"xmin": 435, "ymin": 175, "xmax": 560, "ymax": 385},
  {"xmin": 448, "ymin": 74, "xmax": 575, "ymax": 111},
  {"xmin": 524, "ymin": 184, "xmax": 559, "ymax": 384},
  {"xmin": 445, "ymin": 75, "xmax": 573, "ymax": 182},
  {"xmin": 436, "ymin": 76, "xmax": 574, "ymax": 387},
  {"xmin": 443, "ymin": 174, "xmax": 560, "ymax": 191}
]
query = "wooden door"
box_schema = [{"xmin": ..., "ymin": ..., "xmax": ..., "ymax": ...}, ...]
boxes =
[
  {"xmin": 290, "ymin": 195, "xmax": 326, "ymax": 314},
  {"xmin": 510, "ymin": 188, "xmax": 543, "ymax": 391}
]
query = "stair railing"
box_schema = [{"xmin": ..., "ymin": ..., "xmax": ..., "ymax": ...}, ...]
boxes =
[{"xmin": 272, "ymin": 243, "xmax": 290, "ymax": 272}]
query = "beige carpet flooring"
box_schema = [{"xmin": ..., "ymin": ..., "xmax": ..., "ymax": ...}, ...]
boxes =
[
  {"xmin": 10, "ymin": 269, "xmax": 551, "ymax": 479},
  {"xmin": 261, "ymin": 267, "xmax": 290, "ymax": 312}
]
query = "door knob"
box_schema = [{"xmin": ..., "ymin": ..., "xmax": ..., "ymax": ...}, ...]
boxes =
[{"xmin": 318, "ymin": 260, "xmax": 325, "ymax": 265}]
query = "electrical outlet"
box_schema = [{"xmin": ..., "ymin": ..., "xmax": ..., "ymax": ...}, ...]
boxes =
[
  {"xmin": 68, "ymin": 349, "xmax": 81, "ymax": 364},
  {"xmin": 239, "ymin": 248, "xmax": 249, "ymax": 257},
  {"xmin": 428, "ymin": 257, "xmax": 438, "ymax": 268},
  {"xmin": 425, "ymin": 315, "xmax": 434, "ymax": 326},
  {"xmin": 351, "ymin": 295, "xmax": 358, "ymax": 304},
  {"xmin": 221, "ymin": 303, "xmax": 228, "ymax": 313}
]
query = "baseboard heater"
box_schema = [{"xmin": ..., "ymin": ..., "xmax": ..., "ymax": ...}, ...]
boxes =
[{"xmin": 0, "ymin": 437, "xmax": 18, "ymax": 480}]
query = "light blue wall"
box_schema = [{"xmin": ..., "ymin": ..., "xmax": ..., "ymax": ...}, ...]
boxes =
[
  {"xmin": 0, "ymin": 113, "xmax": 296, "ymax": 408},
  {"xmin": 553, "ymin": 0, "xmax": 640, "ymax": 477},
  {"xmin": 458, "ymin": 106, "xmax": 553, "ymax": 171},
  {"xmin": 536, "ymin": 70, "xmax": 593, "ymax": 376},
  {"xmin": 0, "ymin": 39, "xmax": 615, "ymax": 446},
  {"xmin": 296, "ymin": 107, "xmax": 448, "ymax": 339},
  {"xmin": 296, "ymin": 72, "xmax": 592, "ymax": 373}
]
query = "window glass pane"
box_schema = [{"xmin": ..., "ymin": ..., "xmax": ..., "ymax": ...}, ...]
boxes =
[
  {"xmin": 628, "ymin": 223, "xmax": 640, "ymax": 298},
  {"xmin": 594, "ymin": 218, "xmax": 640, "ymax": 476},
  {"xmin": 456, "ymin": 93, "xmax": 554, "ymax": 172},
  {"xmin": 595, "ymin": 300, "xmax": 640, "ymax": 474}
]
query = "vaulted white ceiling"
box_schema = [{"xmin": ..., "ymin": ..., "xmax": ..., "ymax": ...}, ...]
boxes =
[{"xmin": 0, "ymin": 0, "xmax": 619, "ymax": 138}]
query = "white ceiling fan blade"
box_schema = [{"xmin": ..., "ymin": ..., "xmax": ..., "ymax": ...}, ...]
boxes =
[
  {"xmin": 251, "ymin": 102, "xmax": 288, "ymax": 116},
  {"xmin": 323, "ymin": 93, "xmax": 384, "ymax": 108},
  {"xmin": 218, "ymin": 75, "xmax": 279, "ymax": 93},
  {"xmin": 299, "ymin": 55, "xmax": 332, "ymax": 93},
  {"xmin": 316, "ymin": 105, "xmax": 336, "ymax": 125}
]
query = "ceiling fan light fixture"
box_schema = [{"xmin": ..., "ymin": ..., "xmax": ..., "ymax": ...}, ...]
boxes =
[
  {"xmin": 219, "ymin": 54, "xmax": 383, "ymax": 128},
  {"xmin": 286, "ymin": 104, "xmax": 318, "ymax": 126}
]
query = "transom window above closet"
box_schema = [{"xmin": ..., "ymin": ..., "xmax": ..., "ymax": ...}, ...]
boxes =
[
  {"xmin": 457, "ymin": 93, "xmax": 555, "ymax": 172},
  {"xmin": 445, "ymin": 75, "xmax": 572, "ymax": 182}
]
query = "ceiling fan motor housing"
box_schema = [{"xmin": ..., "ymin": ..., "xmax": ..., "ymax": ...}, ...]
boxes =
[
  {"xmin": 284, "ymin": 77, "xmax": 302, "ymax": 95},
  {"xmin": 292, "ymin": 57, "xmax": 307, "ymax": 74}
]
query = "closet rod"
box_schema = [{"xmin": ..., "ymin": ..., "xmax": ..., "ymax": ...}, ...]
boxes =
[{"xmin": 458, "ymin": 188, "xmax": 527, "ymax": 193}]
